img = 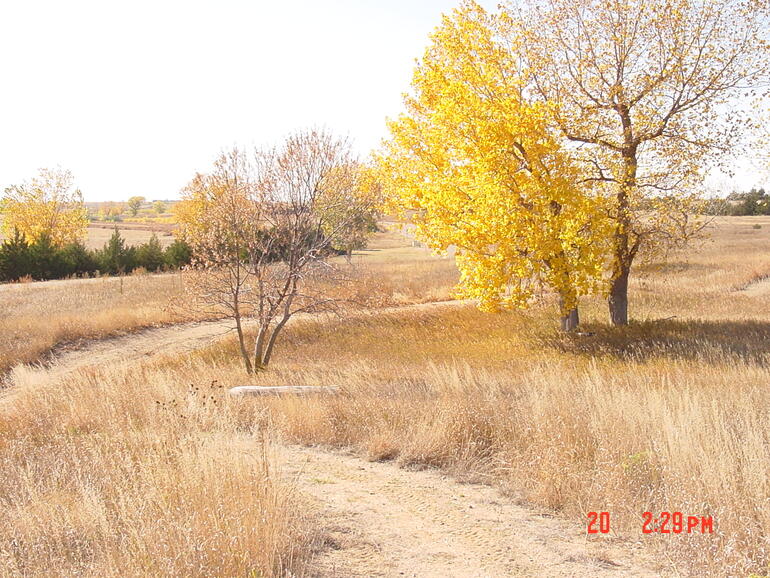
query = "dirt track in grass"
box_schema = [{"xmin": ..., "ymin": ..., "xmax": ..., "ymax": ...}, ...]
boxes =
[{"xmin": 6, "ymin": 301, "xmax": 665, "ymax": 577}]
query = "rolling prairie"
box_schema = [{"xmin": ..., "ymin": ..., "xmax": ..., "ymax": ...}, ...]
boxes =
[{"xmin": 2, "ymin": 217, "xmax": 770, "ymax": 576}]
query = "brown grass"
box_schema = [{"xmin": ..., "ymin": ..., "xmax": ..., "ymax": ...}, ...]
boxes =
[
  {"xmin": 0, "ymin": 229, "xmax": 459, "ymax": 375},
  {"xmin": 0, "ymin": 274, "xmax": 191, "ymax": 373},
  {"xmin": 226, "ymin": 301, "xmax": 770, "ymax": 577},
  {"xmin": 234, "ymin": 216, "xmax": 770, "ymax": 577},
  {"xmin": 3, "ymin": 217, "xmax": 770, "ymax": 576},
  {"xmin": 83, "ymin": 224, "xmax": 176, "ymax": 249},
  {"xmin": 0, "ymin": 357, "xmax": 316, "ymax": 577}
]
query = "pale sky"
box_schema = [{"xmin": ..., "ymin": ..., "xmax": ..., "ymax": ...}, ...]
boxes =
[{"xmin": 0, "ymin": 0, "xmax": 767, "ymax": 201}]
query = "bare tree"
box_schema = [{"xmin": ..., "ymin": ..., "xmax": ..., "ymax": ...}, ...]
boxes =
[{"xmin": 178, "ymin": 130, "xmax": 377, "ymax": 373}]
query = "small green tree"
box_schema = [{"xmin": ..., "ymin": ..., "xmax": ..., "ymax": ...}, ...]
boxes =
[
  {"xmin": 60, "ymin": 242, "xmax": 98, "ymax": 277},
  {"xmin": 0, "ymin": 229, "xmax": 32, "ymax": 281},
  {"xmin": 98, "ymin": 228, "xmax": 135, "ymax": 274},
  {"xmin": 127, "ymin": 196, "xmax": 145, "ymax": 217},
  {"xmin": 136, "ymin": 233, "xmax": 165, "ymax": 271},
  {"xmin": 153, "ymin": 200, "xmax": 166, "ymax": 215},
  {"xmin": 164, "ymin": 238, "xmax": 192, "ymax": 268},
  {"xmin": 29, "ymin": 233, "xmax": 61, "ymax": 280}
]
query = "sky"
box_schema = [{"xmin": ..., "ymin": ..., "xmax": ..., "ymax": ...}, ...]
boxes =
[{"xmin": 0, "ymin": 0, "xmax": 767, "ymax": 202}]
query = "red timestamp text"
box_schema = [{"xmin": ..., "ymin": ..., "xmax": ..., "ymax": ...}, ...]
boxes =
[
  {"xmin": 587, "ymin": 511, "xmax": 714, "ymax": 535},
  {"xmin": 642, "ymin": 511, "xmax": 714, "ymax": 534}
]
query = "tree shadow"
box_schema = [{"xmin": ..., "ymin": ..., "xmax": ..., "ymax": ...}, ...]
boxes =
[{"xmin": 540, "ymin": 318, "xmax": 770, "ymax": 365}]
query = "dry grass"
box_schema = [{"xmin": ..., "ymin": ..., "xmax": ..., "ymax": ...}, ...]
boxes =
[
  {"xmin": 0, "ymin": 229, "xmax": 458, "ymax": 375},
  {"xmin": 226, "ymin": 301, "xmax": 770, "ymax": 577},
  {"xmin": 83, "ymin": 224, "xmax": 176, "ymax": 249},
  {"xmin": 0, "ymin": 356, "xmax": 316, "ymax": 577},
  {"xmin": 3, "ymin": 217, "xmax": 770, "ymax": 576},
  {"xmin": 229, "ymin": 216, "xmax": 770, "ymax": 577},
  {"xmin": 0, "ymin": 274, "xmax": 191, "ymax": 373}
]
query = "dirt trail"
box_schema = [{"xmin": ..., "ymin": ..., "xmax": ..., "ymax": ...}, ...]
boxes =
[
  {"xmin": 5, "ymin": 301, "xmax": 665, "ymax": 577},
  {"xmin": 3, "ymin": 318, "xmax": 241, "ymax": 391},
  {"xmin": 4, "ymin": 300, "xmax": 463, "ymax": 390},
  {"xmin": 283, "ymin": 446, "xmax": 663, "ymax": 577}
]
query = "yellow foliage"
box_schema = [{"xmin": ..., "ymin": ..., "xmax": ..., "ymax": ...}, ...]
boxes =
[
  {"xmin": 1, "ymin": 168, "xmax": 88, "ymax": 246},
  {"xmin": 377, "ymin": 1, "xmax": 612, "ymax": 313}
]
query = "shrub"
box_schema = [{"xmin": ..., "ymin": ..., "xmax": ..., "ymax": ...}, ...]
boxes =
[{"xmin": 136, "ymin": 233, "xmax": 165, "ymax": 272}]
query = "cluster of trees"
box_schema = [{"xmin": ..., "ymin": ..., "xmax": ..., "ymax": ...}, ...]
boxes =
[
  {"xmin": 0, "ymin": 228, "xmax": 192, "ymax": 282},
  {"xmin": 0, "ymin": 169, "xmax": 191, "ymax": 282},
  {"xmin": 378, "ymin": 0, "xmax": 768, "ymax": 330},
  {"xmin": 704, "ymin": 189, "xmax": 770, "ymax": 216},
  {"xmin": 126, "ymin": 196, "xmax": 167, "ymax": 217}
]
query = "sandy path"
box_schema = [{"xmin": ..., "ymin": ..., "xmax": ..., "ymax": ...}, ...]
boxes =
[
  {"xmin": 5, "ymin": 301, "xmax": 665, "ymax": 577},
  {"xmin": 4, "ymin": 300, "xmax": 463, "ymax": 389},
  {"xmin": 283, "ymin": 446, "xmax": 663, "ymax": 577},
  {"xmin": 3, "ymin": 318, "xmax": 241, "ymax": 390}
]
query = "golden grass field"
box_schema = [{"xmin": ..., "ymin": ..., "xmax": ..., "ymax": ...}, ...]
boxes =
[
  {"xmin": 0, "ymin": 217, "xmax": 178, "ymax": 249},
  {"xmin": 1, "ymin": 216, "xmax": 770, "ymax": 576},
  {"xmin": 83, "ymin": 223, "xmax": 176, "ymax": 249}
]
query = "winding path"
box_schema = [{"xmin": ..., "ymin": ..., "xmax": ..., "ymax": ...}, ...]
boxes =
[{"xmin": 5, "ymin": 302, "xmax": 666, "ymax": 577}]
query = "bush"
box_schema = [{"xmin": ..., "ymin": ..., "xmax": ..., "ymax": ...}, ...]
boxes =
[
  {"xmin": 0, "ymin": 229, "xmax": 33, "ymax": 282},
  {"xmin": 164, "ymin": 238, "xmax": 192, "ymax": 269},
  {"xmin": 135, "ymin": 234, "xmax": 165, "ymax": 272},
  {"xmin": 97, "ymin": 228, "xmax": 136, "ymax": 274}
]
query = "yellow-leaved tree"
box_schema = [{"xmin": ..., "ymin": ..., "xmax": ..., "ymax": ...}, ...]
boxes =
[
  {"xmin": 515, "ymin": 0, "xmax": 770, "ymax": 324},
  {"xmin": 377, "ymin": 2, "xmax": 612, "ymax": 330},
  {"xmin": 1, "ymin": 168, "xmax": 88, "ymax": 246}
]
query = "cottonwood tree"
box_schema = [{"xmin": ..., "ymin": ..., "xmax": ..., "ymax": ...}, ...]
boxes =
[
  {"xmin": 1, "ymin": 168, "xmax": 88, "ymax": 246},
  {"xmin": 127, "ymin": 196, "xmax": 145, "ymax": 217},
  {"xmin": 513, "ymin": 0, "xmax": 770, "ymax": 324},
  {"xmin": 378, "ymin": 3, "xmax": 612, "ymax": 331},
  {"xmin": 178, "ymin": 130, "xmax": 376, "ymax": 372}
]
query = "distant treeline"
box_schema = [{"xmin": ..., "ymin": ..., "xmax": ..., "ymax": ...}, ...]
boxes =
[
  {"xmin": 0, "ymin": 228, "xmax": 192, "ymax": 283},
  {"xmin": 704, "ymin": 188, "xmax": 770, "ymax": 216}
]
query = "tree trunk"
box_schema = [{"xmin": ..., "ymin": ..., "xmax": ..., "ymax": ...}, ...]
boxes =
[
  {"xmin": 253, "ymin": 324, "xmax": 269, "ymax": 372},
  {"xmin": 558, "ymin": 294, "xmax": 580, "ymax": 332},
  {"xmin": 234, "ymin": 311, "xmax": 253, "ymax": 374},
  {"xmin": 560, "ymin": 307, "xmax": 580, "ymax": 332},
  {"xmin": 608, "ymin": 266, "xmax": 630, "ymax": 326},
  {"xmin": 607, "ymin": 114, "xmax": 637, "ymax": 327},
  {"xmin": 262, "ymin": 315, "xmax": 290, "ymax": 367}
]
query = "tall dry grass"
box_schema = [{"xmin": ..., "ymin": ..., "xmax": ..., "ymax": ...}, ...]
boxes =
[
  {"xmin": 0, "ymin": 357, "xmax": 315, "ymax": 577},
  {"xmin": 0, "ymin": 273, "xmax": 190, "ymax": 373},
  {"xmin": 239, "ymin": 303, "xmax": 770, "ymax": 577},
  {"xmin": 3, "ymin": 217, "xmax": 770, "ymax": 576}
]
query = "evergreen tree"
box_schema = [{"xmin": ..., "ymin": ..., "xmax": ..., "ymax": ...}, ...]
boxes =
[
  {"xmin": 29, "ymin": 233, "xmax": 61, "ymax": 279},
  {"xmin": 98, "ymin": 228, "xmax": 134, "ymax": 274},
  {"xmin": 163, "ymin": 238, "xmax": 192, "ymax": 268},
  {"xmin": 136, "ymin": 233, "xmax": 165, "ymax": 271},
  {"xmin": 0, "ymin": 228, "xmax": 32, "ymax": 281},
  {"xmin": 60, "ymin": 241, "xmax": 99, "ymax": 277}
]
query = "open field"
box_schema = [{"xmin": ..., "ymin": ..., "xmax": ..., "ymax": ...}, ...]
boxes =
[
  {"xmin": 0, "ymin": 229, "xmax": 457, "ymax": 375},
  {"xmin": 2, "ymin": 217, "xmax": 770, "ymax": 576},
  {"xmin": 83, "ymin": 223, "xmax": 176, "ymax": 249},
  {"xmin": 0, "ymin": 216, "xmax": 178, "ymax": 249}
]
